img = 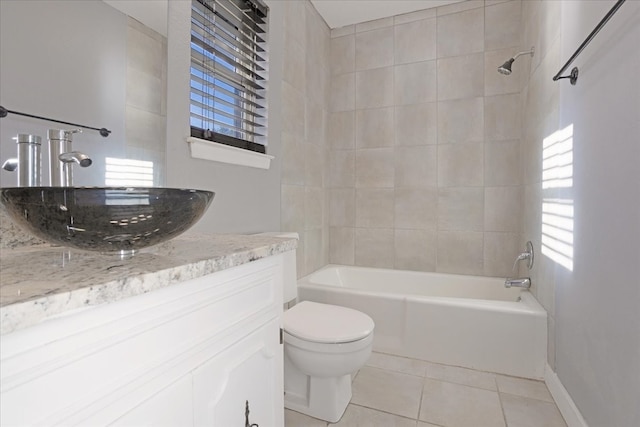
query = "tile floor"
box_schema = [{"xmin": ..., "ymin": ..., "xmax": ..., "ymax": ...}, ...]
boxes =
[{"xmin": 285, "ymin": 352, "xmax": 567, "ymax": 427}]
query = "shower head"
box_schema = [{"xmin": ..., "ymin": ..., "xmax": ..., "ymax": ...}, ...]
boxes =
[
  {"xmin": 497, "ymin": 47, "xmax": 534, "ymax": 75},
  {"xmin": 498, "ymin": 58, "xmax": 515, "ymax": 75}
]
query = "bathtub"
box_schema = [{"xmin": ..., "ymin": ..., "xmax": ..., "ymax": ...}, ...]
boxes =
[{"xmin": 297, "ymin": 265, "xmax": 547, "ymax": 379}]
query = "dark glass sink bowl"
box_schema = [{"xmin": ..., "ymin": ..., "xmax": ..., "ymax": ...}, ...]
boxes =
[{"xmin": 1, "ymin": 187, "xmax": 214, "ymax": 254}]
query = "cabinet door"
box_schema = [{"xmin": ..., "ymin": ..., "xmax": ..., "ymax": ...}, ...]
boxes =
[
  {"xmin": 108, "ymin": 374, "xmax": 194, "ymax": 427},
  {"xmin": 193, "ymin": 317, "xmax": 283, "ymax": 427}
]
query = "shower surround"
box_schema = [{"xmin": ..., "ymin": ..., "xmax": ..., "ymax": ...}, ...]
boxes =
[{"xmin": 327, "ymin": 0, "xmax": 525, "ymax": 278}]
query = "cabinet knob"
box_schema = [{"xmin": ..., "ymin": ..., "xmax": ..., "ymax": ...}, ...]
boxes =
[{"xmin": 245, "ymin": 400, "xmax": 259, "ymax": 427}]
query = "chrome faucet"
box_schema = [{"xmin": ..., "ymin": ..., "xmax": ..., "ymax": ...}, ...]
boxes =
[
  {"xmin": 2, "ymin": 134, "xmax": 42, "ymax": 186},
  {"xmin": 504, "ymin": 277, "xmax": 531, "ymax": 288},
  {"xmin": 505, "ymin": 241, "xmax": 534, "ymax": 289},
  {"xmin": 48, "ymin": 129, "xmax": 92, "ymax": 186}
]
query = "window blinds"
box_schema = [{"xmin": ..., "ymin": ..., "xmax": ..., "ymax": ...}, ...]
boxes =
[{"xmin": 190, "ymin": 0, "xmax": 268, "ymax": 153}]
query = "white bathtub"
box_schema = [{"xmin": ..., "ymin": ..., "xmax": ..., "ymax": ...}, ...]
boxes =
[{"xmin": 297, "ymin": 265, "xmax": 547, "ymax": 379}]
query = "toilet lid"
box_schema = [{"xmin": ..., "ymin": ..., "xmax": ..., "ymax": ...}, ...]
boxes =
[{"xmin": 283, "ymin": 301, "xmax": 374, "ymax": 344}]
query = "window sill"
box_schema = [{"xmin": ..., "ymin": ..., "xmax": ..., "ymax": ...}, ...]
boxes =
[{"xmin": 187, "ymin": 137, "xmax": 274, "ymax": 170}]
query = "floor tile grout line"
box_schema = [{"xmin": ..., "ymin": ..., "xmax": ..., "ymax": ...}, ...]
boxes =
[
  {"xmin": 497, "ymin": 389, "xmax": 556, "ymax": 404},
  {"xmin": 497, "ymin": 377, "xmax": 510, "ymax": 427},
  {"xmin": 347, "ymin": 402, "xmax": 421, "ymax": 423},
  {"xmin": 416, "ymin": 375, "xmax": 426, "ymax": 423}
]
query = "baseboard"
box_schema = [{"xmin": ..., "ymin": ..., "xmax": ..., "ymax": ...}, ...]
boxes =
[{"xmin": 545, "ymin": 363, "xmax": 588, "ymax": 427}]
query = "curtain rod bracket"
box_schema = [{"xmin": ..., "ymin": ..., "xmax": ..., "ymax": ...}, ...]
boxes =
[
  {"xmin": 552, "ymin": 0, "xmax": 625, "ymax": 85},
  {"xmin": 554, "ymin": 67, "xmax": 579, "ymax": 85}
]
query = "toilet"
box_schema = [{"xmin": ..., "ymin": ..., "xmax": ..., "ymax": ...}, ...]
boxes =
[{"xmin": 273, "ymin": 233, "xmax": 375, "ymax": 423}]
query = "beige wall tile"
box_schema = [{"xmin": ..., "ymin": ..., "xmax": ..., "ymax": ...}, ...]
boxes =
[
  {"xmin": 125, "ymin": 106, "xmax": 165, "ymax": 151},
  {"xmin": 283, "ymin": 34, "xmax": 306, "ymax": 92},
  {"xmin": 356, "ymin": 16, "xmax": 394, "ymax": 33},
  {"xmin": 485, "ymin": 94, "xmax": 522, "ymax": 140},
  {"xmin": 331, "ymin": 25, "xmax": 354, "ymax": 38},
  {"xmin": 356, "ymin": 67, "xmax": 394, "ymax": 109},
  {"xmin": 394, "ymin": 18, "xmax": 436, "ymax": 65},
  {"xmin": 284, "ymin": 0, "xmax": 306, "ymax": 41},
  {"xmin": 331, "ymin": 35, "xmax": 355, "ymax": 75},
  {"xmin": 126, "ymin": 67, "xmax": 163, "ymax": 115},
  {"xmin": 437, "ymin": 0, "xmax": 484, "ymax": 16},
  {"xmin": 437, "ymin": 143, "xmax": 484, "ymax": 187},
  {"xmin": 395, "ymin": 146, "xmax": 437, "ymax": 187},
  {"xmin": 484, "ymin": 186, "xmax": 522, "ymax": 232},
  {"xmin": 437, "ymin": 97, "xmax": 484, "ymax": 144},
  {"xmin": 304, "ymin": 228, "xmax": 324, "ymax": 274},
  {"xmin": 395, "ymin": 102, "xmax": 437, "ymax": 146},
  {"xmin": 355, "ymin": 27, "xmax": 394, "ymax": 71},
  {"xmin": 437, "ymin": 231, "xmax": 484, "ymax": 275},
  {"xmin": 485, "ymin": 140, "xmax": 521, "ymax": 186},
  {"xmin": 282, "ymin": 185, "xmax": 306, "ymax": 232},
  {"xmin": 305, "ymin": 99, "xmax": 324, "ymax": 145},
  {"xmin": 395, "ymin": 60, "xmax": 437, "ymax": 105},
  {"xmin": 484, "ymin": 231, "xmax": 521, "ymax": 276},
  {"xmin": 437, "ymin": 53, "xmax": 484, "ymax": 101},
  {"xmin": 356, "ymin": 148, "xmax": 395, "ymax": 188},
  {"xmin": 394, "ymin": 8, "xmax": 437, "ymax": 25},
  {"xmin": 282, "ymin": 82, "xmax": 306, "ymax": 137},
  {"xmin": 329, "ymin": 227, "xmax": 355, "ymax": 265},
  {"xmin": 395, "ymin": 188, "xmax": 437, "ymax": 229},
  {"xmin": 395, "ymin": 229, "xmax": 437, "ymax": 271},
  {"xmin": 281, "ymin": 132, "xmax": 305, "ymax": 185},
  {"xmin": 329, "ymin": 188, "xmax": 355, "ymax": 227},
  {"xmin": 305, "ymin": 143, "xmax": 324, "ymax": 187},
  {"xmin": 356, "ymin": 188, "xmax": 395, "ymax": 228},
  {"xmin": 305, "ymin": 186, "xmax": 324, "ymax": 230},
  {"xmin": 127, "ymin": 23, "xmax": 164, "ymax": 77},
  {"xmin": 438, "ymin": 187, "xmax": 484, "ymax": 231},
  {"xmin": 329, "ymin": 150, "xmax": 355, "ymax": 188},
  {"xmin": 436, "ymin": 7, "xmax": 484, "ymax": 58},
  {"xmin": 356, "ymin": 107, "xmax": 395, "ymax": 148},
  {"xmin": 330, "ymin": 72, "xmax": 355, "ymax": 112},
  {"xmin": 355, "ymin": 228, "xmax": 395, "ymax": 268},
  {"xmin": 328, "ymin": 111, "xmax": 355, "ymax": 150},
  {"xmin": 485, "ymin": 0, "xmax": 522, "ymax": 50}
]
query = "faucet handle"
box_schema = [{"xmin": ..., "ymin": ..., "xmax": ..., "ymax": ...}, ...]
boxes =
[{"xmin": 48, "ymin": 128, "xmax": 82, "ymax": 141}]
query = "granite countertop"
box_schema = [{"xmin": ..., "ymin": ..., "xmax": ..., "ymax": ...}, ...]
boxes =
[{"xmin": 0, "ymin": 234, "xmax": 297, "ymax": 335}]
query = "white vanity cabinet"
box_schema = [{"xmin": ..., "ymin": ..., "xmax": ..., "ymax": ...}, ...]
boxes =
[{"xmin": 0, "ymin": 254, "xmax": 287, "ymax": 427}]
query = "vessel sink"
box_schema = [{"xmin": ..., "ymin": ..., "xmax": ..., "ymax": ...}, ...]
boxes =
[{"xmin": 1, "ymin": 187, "xmax": 214, "ymax": 254}]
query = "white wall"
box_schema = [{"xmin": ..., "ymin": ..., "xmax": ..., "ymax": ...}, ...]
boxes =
[
  {"xmin": 522, "ymin": 1, "xmax": 640, "ymax": 425},
  {"xmin": 557, "ymin": 2, "xmax": 639, "ymax": 425},
  {"xmin": 165, "ymin": 0, "xmax": 282, "ymax": 234},
  {"xmin": 0, "ymin": 0, "xmax": 127, "ymax": 188}
]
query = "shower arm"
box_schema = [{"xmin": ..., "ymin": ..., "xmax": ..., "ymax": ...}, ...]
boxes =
[{"xmin": 513, "ymin": 48, "xmax": 535, "ymax": 61}]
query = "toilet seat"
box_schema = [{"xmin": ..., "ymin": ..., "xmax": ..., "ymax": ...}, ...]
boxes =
[{"xmin": 283, "ymin": 301, "xmax": 374, "ymax": 344}]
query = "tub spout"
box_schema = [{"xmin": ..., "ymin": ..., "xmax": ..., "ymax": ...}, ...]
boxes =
[{"xmin": 505, "ymin": 277, "xmax": 531, "ymax": 289}]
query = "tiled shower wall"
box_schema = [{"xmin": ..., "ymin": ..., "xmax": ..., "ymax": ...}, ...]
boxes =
[
  {"xmin": 279, "ymin": 1, "xmax": 330, "ymax": 277},
  {"xmin": 125, "ymin": 17, "xmax": 167, "ymax": 187},
  {"xmin": 328, "ymin": 0, "xmax": 525, "ymax": 277}
]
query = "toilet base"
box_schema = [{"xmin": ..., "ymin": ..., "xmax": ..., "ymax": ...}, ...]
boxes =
[{"xmin": 284, "ymin": 355, "xmax": 352, "ymax": 423}]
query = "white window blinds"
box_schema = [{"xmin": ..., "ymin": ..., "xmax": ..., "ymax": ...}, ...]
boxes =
[{"xmin": 190, "ymin": 0, "xmax": 268, "ymax": 153}]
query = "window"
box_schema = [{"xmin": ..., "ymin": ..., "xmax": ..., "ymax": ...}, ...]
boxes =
[{"xmin": 190, "ymin": 0, "xmax": 268, "ymax": 154}]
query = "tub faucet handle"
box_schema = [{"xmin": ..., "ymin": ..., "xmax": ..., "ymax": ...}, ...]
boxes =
[{"xmin": 512, "ymin": 241, "xmax": 534, "ymax": 272}]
